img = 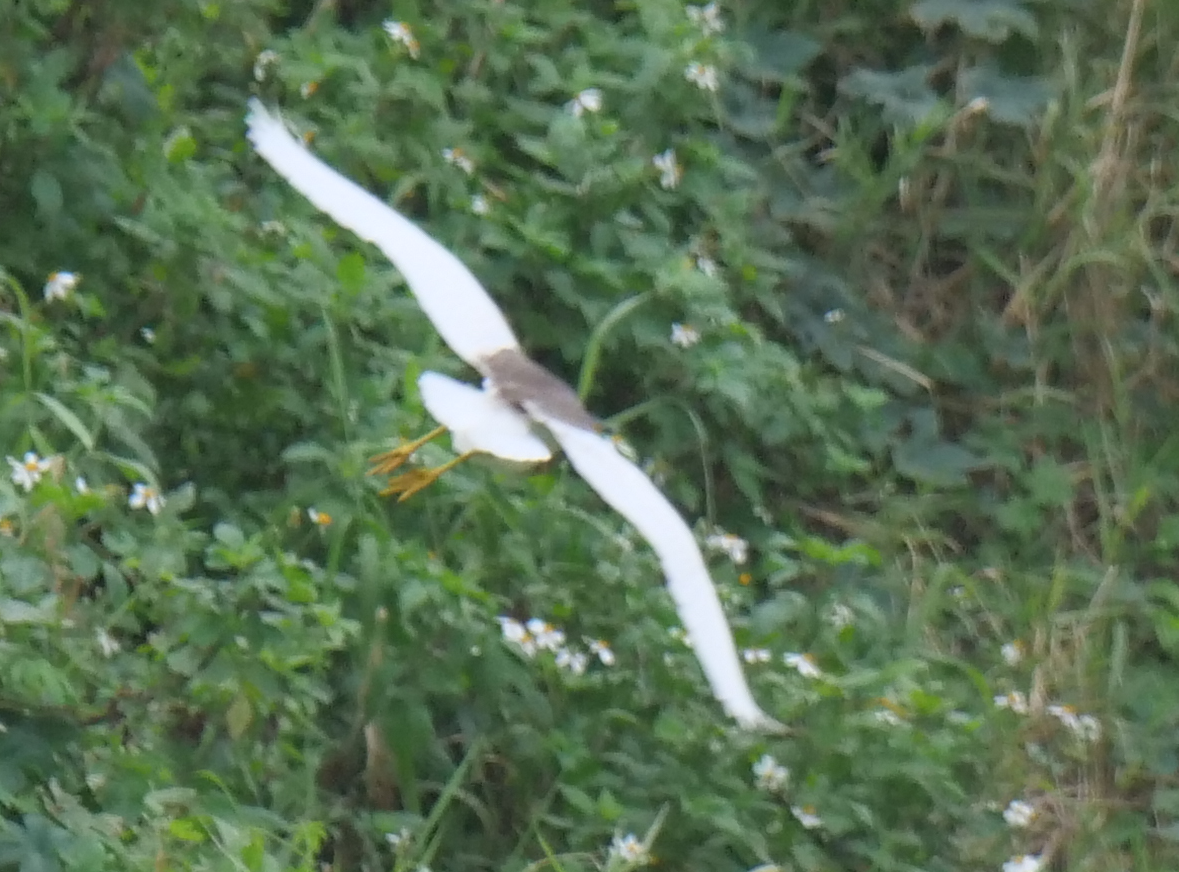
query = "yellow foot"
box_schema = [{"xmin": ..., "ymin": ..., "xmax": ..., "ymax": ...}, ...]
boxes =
[
  {"xmin": 375, "ymin": 452, "xmax": 475, "ymax": 502},
  {"xmin": 367, "ymin": 426, "xmax": 448, "ymax": 477}
]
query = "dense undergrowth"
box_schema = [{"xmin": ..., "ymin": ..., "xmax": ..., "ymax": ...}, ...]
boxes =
[{"xmin": 1, "ymin": 0, "xmax": 1177, "ymax": 870}]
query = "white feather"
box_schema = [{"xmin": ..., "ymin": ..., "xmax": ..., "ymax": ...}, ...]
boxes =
[
  {"xmin": 534, "ymin": 413, "xmax": 784, "ymax": 732},
  {"xmin": 418, "ymin": 372, "xmax": 552, "ymax": 462},
  {"xmin": 245, "ymin": 99, "xmax": 519, "ymax": 366}
]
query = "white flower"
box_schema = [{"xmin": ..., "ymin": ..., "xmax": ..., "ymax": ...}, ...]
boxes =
[
  {"xmin": 128, "ymin": 482, "xmax": 165, "ymax": 515},
  {"xmin": 567, "ymin": 87, "xmax": 603, "ymax": 117},
  {"xmin": 874, "ymin": 708, "xmax": 904, "ymax": 726},
  {"xmin": 140, "ymin": 326, "xmax": 156, "ymax": 344},
  {"xmin": 43, "ymin": 271, "xmax": 80, "ymax": 301},
  {"xmin": 608, "ymin": 832, "xmax": 650, "ymax": 867},
  {"xmin": 1047, "ymin": 705, "xmax": 1100, "ymax": 741},
  {"xmin": 526, "ymin": 617, "xmax": 565, "ymax": 652},
  {"xmin": 307, "ymin": 507, "xmax": 332, "ymax": 527},
  {"xmin": 742, "ymin": 648, "xmax": 771, "ymax": 664},
  {"xmin": 442, "ymin": 147, "xmax": 475, "ymax": 175},
  {"xmin": 498, "ymin": 616, "xmax": 538, "ymax": 657},
  {"xmin": 784, "ymin": 652, "xmax": 822, "ymax": 679},
  {"xmin": 695, "ymin": 255, "xmax": 718, "ymax": 277},
  {"xmin": 791, "ymin": 806, "xmax": 822, "ymax": 829},
  {"xmin": 823, "ymin": 308, "xmax": 845, "ymax": 323},
  {"xmin": 384, "ymin": 827, "xmax": 410, "ymax": 847},
  {"xmin": 1002, "ymin": 854, "xmax": 1043, "ymax": 872},
  {"xmin": 826, "ymin": 602, "xmax": 854, "ymax": 629},
  {"xmin": 1003, "ymin": 799, "xmax": 1036, "ymax": 828},
  {"xmin": 74, "ymin": 476, "xmax": 89, "ymax": 494},
  {"xmin": 652, "ymin": 148, "xmax": 682, "ymax": 189},
  {"xmin": 687, "ymin": 2, "xmax": 725, "ymax": 36},
  {"xmin": 556, "ymin": 647, "xmax": 589, "ymax": 675},
  {"xmin": 994, "ymin": 691, "xmax": 1028, "ymax": 714},
  {"xmin": 470, "ymin": 194, "xmax": 489, "ymax": 215},
  {"xmin": 1001, "ymin": 640, "xmax": 1024, "ymax": 665},
  {"xmin": 752, "ymin": 754, "xmax": 789, "ymax": 792},
  {"xmin": 684, "ymin": 62, "xmax": 719, "ymax": 92},
  {"xmin": 589, "ymin": 639, "xmax": 615, "ymax": 666},
  {"xmin": 383, "ymin": 20, "xmax": 420, "ymax": 58},
  {"xmin": 670, "ymin": 323, "xmax": 700, "ymax": 348},
  {"xmin": 96, "ymin": 629, "xmax": 120, "ymax": 658},
  {"xmin": 260, "ymin": 219, "xmax": 287, "ymax": 235},
  {"xmin": 8, "ymin": 451, "xmax": 52, "ymax": 491},
  {"xmin": 669, "ymin": 626, "xmax": 693, "ymax": 649},
  {"xmin": 299, "ymin": 80, "xmax": 319, "ymax": 99},
  {"xmin": 253, "ymin": 49, "xmax": 278, "ymax": 82},
  {"xmin": 706, "ymin": 531, "xmax": 748, "ymax": 564}
]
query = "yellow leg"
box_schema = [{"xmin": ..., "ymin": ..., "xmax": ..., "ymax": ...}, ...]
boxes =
[
  {"xmin": 367, "ymin": 425, "xmax": 448, "ymax": 476},
  {"xmin": 378, "ymin": 452, "xmax": 476, "ymax": 502}
]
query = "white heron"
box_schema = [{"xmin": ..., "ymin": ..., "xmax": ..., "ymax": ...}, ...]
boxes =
[{"xmin": 245, "ymin": 100, "xmax": 782, "ymax": 732}]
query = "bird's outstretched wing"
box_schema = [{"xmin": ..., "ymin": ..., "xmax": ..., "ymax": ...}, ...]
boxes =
[
  {"xmin": 245, "ymin": 100, "xmax": 518, "ymax": 366},
  {"xmin": 418, "ymin": 372, "xmax": 552, "ymax": 462},
  {"xmin": 534, "ymin": 414, "xmax": 783, "ymax": 732}
]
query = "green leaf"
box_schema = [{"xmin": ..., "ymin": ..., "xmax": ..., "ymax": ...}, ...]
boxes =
[
  {"xmin": 30, "ymin": 170, "xmax": 63, "ymax": 222},
  {"xmin": 911, "ymin": 0, "xmax": 1039, "ymax": 42},
  {"xmin": 893, "ymin": 439, "xmax": 986, "ymax": 487},
  {"xmin": 34, "ymin": 393, "xmax": 95, "ymax": 450}
]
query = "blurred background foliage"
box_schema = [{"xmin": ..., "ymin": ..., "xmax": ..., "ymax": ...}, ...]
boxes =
[{"xmin": 1, "ymin": 0, "xmax": 1177, "ymax": 869}]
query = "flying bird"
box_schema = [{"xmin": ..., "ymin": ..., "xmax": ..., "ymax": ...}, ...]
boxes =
[{"xmin": 245, "ymin": 99, "xmax": 782, "ymax": 732}]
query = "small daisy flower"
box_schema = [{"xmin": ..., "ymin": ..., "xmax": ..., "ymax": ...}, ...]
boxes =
[
  {"xmin": 669, "ymin": 626, "xmax": 693, "ymax": 648},
  {"xmin": 260, "ymin": 219, "xmax": 287, "ymax": 236},
  {"xmin": 307, "ymin": 507, "xmax": 332, "ymax": 527},
  {"xmin": 784, "ymin": 652, "xmax": 822, "ymax": 679},
  {"xmin": 670, "ymin": 323, "xmax": 700, "ymax": 348},
  {"xmin": 652, "ymin": 148, "xmax": 682, "ymax": 189},
  {"xmin": 1001, "ymin": 640, "xmax": 1024, "ymax": 665},
  {"xmin": 1003, "ymin": 799, "xmax": 1036, "ymax": 828},
  {"xmin": 567, "ymin": 87, "xmax": 603, "ymax": 117},
  {"xmin": 253, "ymin": 49, "xmax": 278, "ymax": 82},
  {"xmin": 74, "ymin": 476, "xmax": 89, "ymax": 494},
  {"xmin": 1002, "ymin": 854, "xmax": 1043, "ymax": 872},
  {"xmin": 994, "ymin": 691, "xmax": 1029, "ymax": 714},
  {"xmin": 442, "ymin": 147, "xmax": 475, "ymax": 175},
  {"xmin": 140, "ymin": 326, "xmax": 156, "ymax": 344},
  {"xmin": 498, "ymin": 616, "xmax": 538, "ymax": 657},
  {"xmin": 1048, "ymin": 705, "xmax": 1100, "ymax": 741},
  {"xmin": 96, "ymin": 629, "xmax": 120, "ymax": 658},
  {"xmin": 383, "ymin": 20, "xmax": 420, "ymax": 58},
  {"xmin": 556, "ymin": 647, "xmax": 589, "ymax": 675},
  {"xmin": 874, "ymin": 708, "xmax": 904, "ymax": 726},
  {"xmin": 299, "ymin": 80, "xmax": 319, "ymax": 99},
  {"xmin": 791, "ymin": 806, "xmax": 822, "ymax": 829},
  {"xmin": 684, "ymin": 62, "xmax": 719, "ymax": 92},
  {"xmin": 43, "ymin": 271, "xmax": 80, "ymax": 301},
  {"xmin": 742, "ymin": 648, "xmax": 771, "ymax": 664},
  {"xmin": 129, "ymin": 482, "xmax": 165, "ymax": 515},
  {"xmin": 526, "ymin": 617, "xmax": 566, "ymax": 652},
  {"xmin": 8, "ymin": 452, "xmax": 52, "ymax": 491},
  {"xmin": 470, "ymin": 194, "xmax": 489, "ymax": 215},
  {"xmin": 385, "ymin": 828, "xmax": 410, "ymax": 847},
  {"xmin": 589, "ymin": 639, "xmax": 615, "ymax": 666},
  {"xmin": 823, "ymin": 308, "xmax": 845, "ymax": 323},
  {"xmin": 752, "ymin": 754, "xmax": 789, "ymax": 792},
  {"xmin": 687, "ymin": 2, "xmax": 725, "ymax": 36},
  {"xmin": 706, "ymin": 531, "xmax": 748, "ymax": 564},
  {"xmin": 608, "ymin": 832, "xmax": 649, "ymax": 867}
]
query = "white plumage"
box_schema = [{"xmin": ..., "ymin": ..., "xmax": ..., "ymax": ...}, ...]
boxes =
[{"xmin": 246, "ymin": 99, "xmax": 782, "ymax": 732}]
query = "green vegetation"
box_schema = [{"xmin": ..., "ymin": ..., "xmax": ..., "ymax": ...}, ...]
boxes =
[{"xmin": 1, "ymin": 0, "xmax": 1174, "ymax": 869}]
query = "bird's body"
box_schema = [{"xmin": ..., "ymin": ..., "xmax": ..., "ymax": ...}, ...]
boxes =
[{"xmin": 246, "ymin": 100, "xmax": 782, "ymax": 732}]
